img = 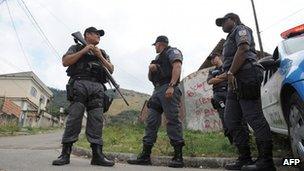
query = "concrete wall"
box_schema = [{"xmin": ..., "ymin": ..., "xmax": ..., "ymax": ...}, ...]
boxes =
[
  {"xmin": 0, "ymin": 79, "xmax": 51, "ymax": 111},
  {"xmin": 181, "ymin": 68, "xmax": 222, "ymax": 132}
]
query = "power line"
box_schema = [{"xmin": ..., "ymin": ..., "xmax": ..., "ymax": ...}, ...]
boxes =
[
  {"xmin": 5, "ymin": 0, "xmax": 33, "ymax": 71},
  {"xmin": 18, "ymin": 0, "xmax": 60, "ymax": 59},
  {"xmin": 261, "ymin": 7, "xmax": 304, "ymax": 33},
  {"xmin": 31, "ymin": 0, "xmax": 72, "ymax": 32},
  {"xmin": 1, "ymin": 57, "xmax": 24, "ymax": 72}
]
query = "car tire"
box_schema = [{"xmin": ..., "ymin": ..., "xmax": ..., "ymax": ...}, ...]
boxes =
[{"xmin": 287, "ymin": 92, "xmax": 304, "ymax": 167}]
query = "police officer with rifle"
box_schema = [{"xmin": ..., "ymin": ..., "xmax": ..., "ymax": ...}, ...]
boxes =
[{"xmin": 52, "ymin": 27, "xmax": 122, "ymax": 167}]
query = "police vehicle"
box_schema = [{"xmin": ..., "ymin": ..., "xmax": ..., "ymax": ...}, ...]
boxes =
[{"xmin": 259, "ymin": 24, "xmax": 304, "ymax": 160}]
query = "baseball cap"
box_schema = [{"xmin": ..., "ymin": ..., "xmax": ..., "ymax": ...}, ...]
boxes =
[
  {"xmin": 84, "ymin": 27, "xmax": 105, "ymax": 36},
  {"xmin": 152, "ymin": 35, "xmax": 169, "ymax": 45},
  {"xmin": 215, "ymin": 13, "xmax": 240, "ymax": 27},
  {"xmin": 207, "ymin": 52, "xmax": 221, "ymax": 60}
]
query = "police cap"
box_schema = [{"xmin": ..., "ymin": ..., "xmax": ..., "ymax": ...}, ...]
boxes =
[
  {"xmin": 84, "ymin": 27, "xmax": 105, "ymax": 36},
  {"xmin": 152, "ymin": 35, "xmax": 169, "ymax": 45},
  {"xmin": 215, "ymin": 13, "xmax": 240, "ymax": 27}
]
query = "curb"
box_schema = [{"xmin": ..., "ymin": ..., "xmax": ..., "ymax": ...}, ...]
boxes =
[{"xmin": 72, "ymin": 146, "xmax": 283, "ymax": 168}]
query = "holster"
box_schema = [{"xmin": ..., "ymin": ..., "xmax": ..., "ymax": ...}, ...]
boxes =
[
  {"xmin": 211, "ymin": 98, "xmax": 225, "ymax": 109},
  {"xmin": 103, "ymin": 86, "xmax": 114, "ymax": 113},
  {"xmin": 66, "ymin": 78, "xmax": 75, "ymax": 101},
  {"xmin": 235, "ymin": 63, "xmax": 263, "ymax": 100}
]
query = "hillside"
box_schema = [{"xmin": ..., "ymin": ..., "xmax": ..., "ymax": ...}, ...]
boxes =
[{"xmin": 48, "ymin": 87, "xmax": 150, "ymax": 117}]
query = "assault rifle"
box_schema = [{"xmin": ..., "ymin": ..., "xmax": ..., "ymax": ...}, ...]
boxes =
[{"xmin": 71, "ymin": 31, "xmax": 129, "ymax": 106}]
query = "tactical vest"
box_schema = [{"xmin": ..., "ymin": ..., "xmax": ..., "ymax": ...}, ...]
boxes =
[
  {"xmin": 66, "ymin": 45, "xmax": 108, "ymax": 83},
  {"xmin": 150, "ymin": 46, "xmax": 177, "ymax": 87}
]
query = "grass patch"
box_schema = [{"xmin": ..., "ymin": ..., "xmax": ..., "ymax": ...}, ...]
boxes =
[
  {"xmin": 0, "ymin": 122, "xmax": 61, "ymax": 136},
  {"xmin": 75, "ymin": 124, "xmax": 292, "ymax": 158}
]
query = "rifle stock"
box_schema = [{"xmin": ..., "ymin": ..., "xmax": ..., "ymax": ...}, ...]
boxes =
[{"xmin": 71, "ymin": 31, "xmax": 129, "ymax": 106}]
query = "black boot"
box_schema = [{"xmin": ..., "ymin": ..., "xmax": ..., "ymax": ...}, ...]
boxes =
[
  {"xmin": 127, "ymin": 144, "xmax": 152, "ymax": 165},
  {"xmin": 225, "ymin": 145, "xmax": 254, "ymax": 170},
  {"xmin": 168, "ymin": 145, "xmax": 184, "ymax": 168},
  {"xmin": 52, "ymin": 143, "xmax": 72, "ymax": 166},
  {"xmin": 241, "ymin": 140, "xmax": 276, "ymax": 171},
  {"xmin": 90, "ymin": 144, "xmax": 115, "ymax": 167}
]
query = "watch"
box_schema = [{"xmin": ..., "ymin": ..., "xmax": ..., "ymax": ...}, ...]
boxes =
[
  {"xmin": 227, "ymin": 70, "xmax": 234, "ymax": 75},
  {"xmin": 168, "ymin": 83, "xmax": 175, "ymax": 87}
]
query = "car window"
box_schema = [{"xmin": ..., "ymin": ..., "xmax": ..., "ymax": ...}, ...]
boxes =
[{"xmin": 283, "ymin": 35, "xmax": 304, "ymax": 55}]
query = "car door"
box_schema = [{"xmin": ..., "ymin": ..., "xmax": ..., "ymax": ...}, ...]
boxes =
[{"xmin": 261, "ymin": 48, "xmax": 287, "ymax": 133}]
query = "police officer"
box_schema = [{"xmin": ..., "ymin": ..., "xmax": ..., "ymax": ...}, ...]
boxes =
[
  {"xmin": 215, "ymin": 13, "xmax": 276, "ymax": 171},
  {"xmin": 127, "ymin": 36, "xmax": 184, "ymax": 168},
  {"xmin": 52, "ymin": 27, "xmax": 114, "ymax": 167},
  {"xmin": 206, "ymin": 53, "xmax": 233, "ymax": 144}
]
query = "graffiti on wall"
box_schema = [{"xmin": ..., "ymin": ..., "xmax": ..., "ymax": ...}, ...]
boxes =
[{"xmin": 182, "ymin": 68, "xmax": 222, "ymax": 132}]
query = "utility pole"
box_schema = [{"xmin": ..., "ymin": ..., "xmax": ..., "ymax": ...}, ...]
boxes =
[{"xmin": 250, "ymin": 0, "xmax": 264, "ymax": 58}]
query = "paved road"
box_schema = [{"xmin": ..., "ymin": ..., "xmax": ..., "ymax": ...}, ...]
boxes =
[
  {"xmin": 0, "ymin": 131, "xmax": 224, "ymax": 171},
  {"xmin": 0, "ymin": 131, "xmax": 298, "ymax": 171}
]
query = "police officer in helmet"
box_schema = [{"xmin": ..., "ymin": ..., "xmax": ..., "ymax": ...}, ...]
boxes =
[
  {"xmin": 127, "ymin": 36, "xmax": 185, "ymax": 168},
  {"xmin": 52, "ymin": 27, "xmax": 114, "ymax": 167},
  {"xmin": 206, "ymin": 53, "xmax": 233, "ymax": 144},
  {"xmin": 215, "ymin": 13, "xmax": 276, "ymax": 171}
]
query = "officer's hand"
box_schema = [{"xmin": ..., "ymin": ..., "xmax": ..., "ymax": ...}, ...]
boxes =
[
  {"xmin": 165, "ymin": 87, "xmax": 174, "ymax": 99},
  {"xmin": 92, "ymin": 47, "xmax": 103, "ymax": 58},
  {"xmin": 149, "ymin": 64, "xmax": 158, "ymax": 72},
  {"xmin": 82, "ymin": 44, "xmax": 94, "ymax": 53},
  {"xmin": 227, "ymin": 74, "xmax": 235, "ymax": 90}
]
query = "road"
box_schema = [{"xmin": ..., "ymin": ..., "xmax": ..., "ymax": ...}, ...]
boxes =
[
  {"xmin": 0, "ymin": 131, "xmax": 298, "ymax": 171},
  {"xmin": 0, "ymin": 131, "xmax": 223, "ymax": 171}
]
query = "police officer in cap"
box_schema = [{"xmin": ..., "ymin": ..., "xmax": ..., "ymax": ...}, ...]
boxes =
[
  {"xmin": 206, "ymin": 53, "xmax": 233, "ymax": 144},
  {"xmin": 127, "ymin": 36, "xmax": 185, "ymax": 168},
  {"xmin": 215, "ymin": 13, "xmax": 276, "ymax": 171},
  {"xmin": 52, "ymin": 27, "xmax": 115, "ymax": 167}
]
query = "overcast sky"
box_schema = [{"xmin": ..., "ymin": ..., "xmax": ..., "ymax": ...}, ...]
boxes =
[{"xmin": 0, "ymin": 0, "xmax": 303, "ymax": 94}]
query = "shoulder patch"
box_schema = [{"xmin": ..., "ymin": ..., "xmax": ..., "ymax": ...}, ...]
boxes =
[
  {"xmin": 238, "ymin": 30, "xmax": 247, "ymax": 36},
  {"xmin": 173, "ymin": 49, "xmax": 180, "ymax": 55}
]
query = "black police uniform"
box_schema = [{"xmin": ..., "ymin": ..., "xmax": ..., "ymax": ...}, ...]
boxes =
[
  {"xmin": 223, "ymin": 24, "xmax": 275, "ymax": 171},
  {"xmin": 207, "ymin": 65, "xmax": 232, "ymax": 142},
  {"xmin": 127, "ymin": 46, "xmax": 184, "ymax": 168},
  {"xmin": 52, "ymin": 44, "xmax": 114, "ymax": 166}
]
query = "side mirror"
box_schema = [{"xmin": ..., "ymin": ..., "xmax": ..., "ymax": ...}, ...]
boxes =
[{"xmin": 258, "ymin": 56, "xmax": 280, "ymax": 70}]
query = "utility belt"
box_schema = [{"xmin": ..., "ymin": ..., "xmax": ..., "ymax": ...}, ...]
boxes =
[
  {"xmin": 72, "ymin": 76, "xmax": 101, "ymax": 83},
  {"xmin": 213, "ymin": 86, "xmax": 227, "ymax": 92},
  {"xmin": 153, "ymin": 79, "xmax": 172, "ymax": 88}
]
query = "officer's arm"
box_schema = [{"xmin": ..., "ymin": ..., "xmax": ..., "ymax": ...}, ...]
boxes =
[
  {"xmin": 228, "ymin": 44, "xmax": 249, "ymax": 74},
  {"xmin": 207, "ymin": 77, "xmax": 227, "ymax": 85},
  {"xmin": 170, "ymin": 61, "xmax": 182, "ymax": 85},
  {"xmin": 62, "ymin": 47, "xmax": 88, "ymax": 67}
]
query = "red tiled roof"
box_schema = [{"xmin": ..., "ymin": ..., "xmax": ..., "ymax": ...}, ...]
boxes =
[{"xmin": 1, "ymin": 99, "xmax": 21, "ymax": 118}]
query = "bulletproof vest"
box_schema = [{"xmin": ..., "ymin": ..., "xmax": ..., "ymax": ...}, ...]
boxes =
[
  {"xmin": 66, "ymin": 45, "xmax": 108, "ymax": 83},
  {"xmin": 222, "ymin": 25, "xmax": 257, "ymax": 71},
  {"xmin": 150, "ymin": 46, "xmax": 175, "ymax": 87},
  {"xmin": 211, "ymin": 66, "xmax": 227, "ymax": 92}
]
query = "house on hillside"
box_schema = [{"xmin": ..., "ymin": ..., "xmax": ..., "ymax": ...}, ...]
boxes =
[{"xmin": 0, "ymin": 71, "xmax": 57, "ymax": 127}]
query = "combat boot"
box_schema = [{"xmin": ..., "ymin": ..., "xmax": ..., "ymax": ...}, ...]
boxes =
[
  {"xmin": 52, "ymin": 143, "xmax": 72, "ymax": 165},
  {"xmin": 90, "ymin": 144, "xmax": 115, "ymax": 167},
  {"xmin": 168, "ymin": 145, "xmax": 184, "ymax": 168},
  {"xmin": 225, "ymin": 145, "xmax": 254, "ymax": 170},
  {"xmin": 127, "ymin": 144, "xmax": 152, "ymax": 165},
  {"xmin": 241, "ymin": 140, "xmax": 276, "ymax": 171}
]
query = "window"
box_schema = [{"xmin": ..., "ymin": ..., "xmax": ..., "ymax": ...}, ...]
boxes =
[
  {"xmin": 30, "ymin": 87, "xmax": 37, "ymax": 97},
  {"xmin": 283, "ymin": 35, "xmax": 304, "ymax": 55},
  {"xmin": 40, "ymin": 95, "xmax": 45, "ymax": 104}
]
